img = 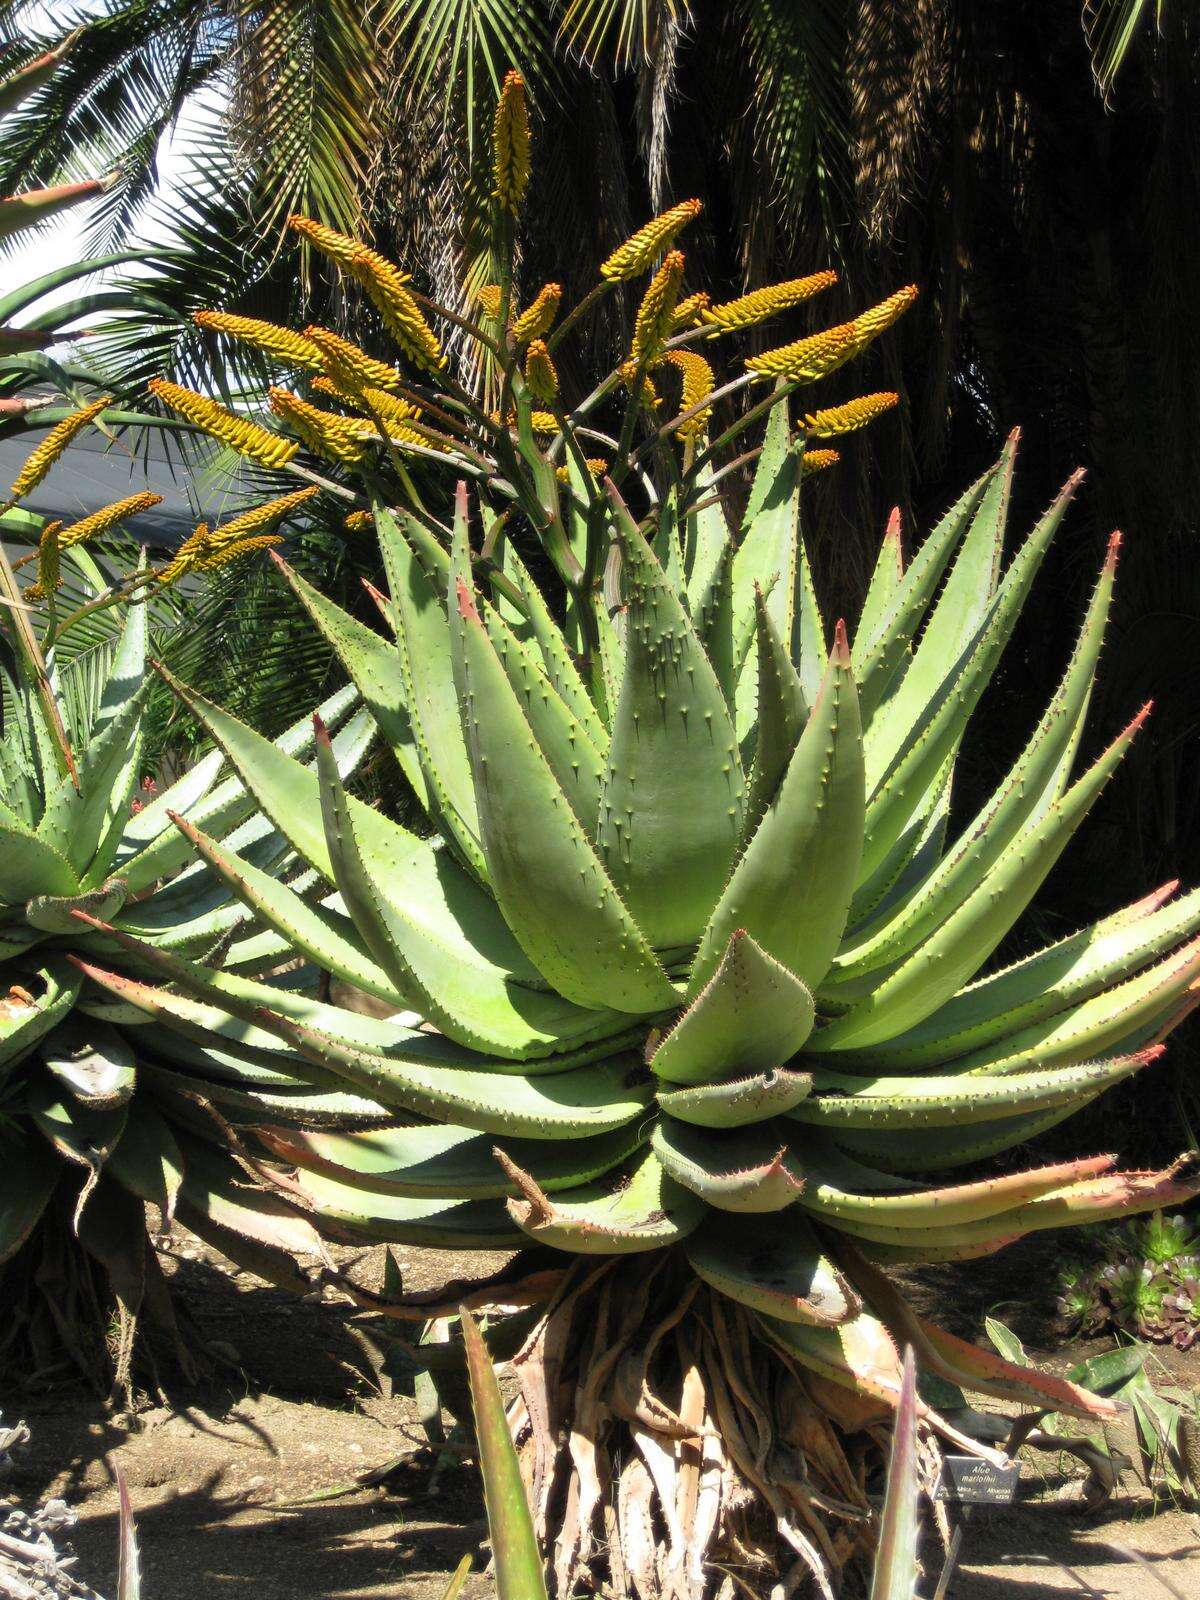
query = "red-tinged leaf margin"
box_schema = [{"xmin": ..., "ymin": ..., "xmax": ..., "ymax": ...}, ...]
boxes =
[{"xmin": 836, "ymin": 1236, "xmax": 1120, "ymax": 1419}]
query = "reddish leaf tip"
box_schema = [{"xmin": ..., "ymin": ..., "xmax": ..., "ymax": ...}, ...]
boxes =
[
  {"xmin": 312, "ymin": 712, "xmax": 331, "ymax": 747},
  {"xmin": 832, "ymin": 617, "xmax": 850, "ymax": 660}
]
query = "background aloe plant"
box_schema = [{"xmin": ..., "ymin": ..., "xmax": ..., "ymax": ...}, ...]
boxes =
[{"xmin": 60, "ymin": 75, "xmax": 1200, "ymax": 1594}]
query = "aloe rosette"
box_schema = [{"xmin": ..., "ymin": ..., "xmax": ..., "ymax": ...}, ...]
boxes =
[
  {"xmin": 77, "ymin": 73, "xmax": 1200, "ymax": 1593},
  {"xmin": 80, "ymin": 432, "xmax": 1200, "ymax": 1584},
  {"xmin": 0, "ymin": 578, "xmax": 374, "ymax": 1351}
]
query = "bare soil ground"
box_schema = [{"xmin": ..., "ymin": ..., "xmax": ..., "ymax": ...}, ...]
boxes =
[{"xmin": 4, "ymin": 1232, "xmax": 1200, "ymax": 1600}]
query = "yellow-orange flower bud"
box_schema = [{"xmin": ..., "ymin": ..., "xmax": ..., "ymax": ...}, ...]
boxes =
[
  {"xmin": 492, "ymin": 71, "xmax": 531, "ymax": 213},
  {"xmin": 671, "ymin": 291, "xmax": 710, "ymax": 332},
  {"xmin": 477, "ymin": 284, "xmax": 503, "ymax": 319},
  {"xmin": 513, "ymin": 283, "xmax": 562, "ymax": 343},
  {"xmin": 348, "ymin": 245, "xmax": 444, "ymax": 372},
  {"xmin": 801, "ymin": 392, "xmax": 899, "ymax": 437},
  {"xmin": 524, "ymin": 339, "xmax": 559, "ymax": 405},
  {"xmin": 701, "ymin": 271, "xmax": 837, "ymax": 336},
  {"xmin": 10, "ymin": 396, "xmax": 111, "ymax": 499},
  {"xmin": 631, "ymin": 250, "xmax": 684, "ymax": 365},
  {"xmin": 269, "ymin": 387, "xmax": 369, "ymax": 464},
  {"xmin": 148, "ymin": 379, "xmax": 297, "ymax": 468},
  {"xmin": 600, "ymin": 199, "xmax": 701, "ymax": 283},
  {"xmin": 662, "ymin": 349, "xmax": 715, "ymax": 439},
  {"xmin": 800, "ymin": 448, "xmax": 841, "ymax": 478},
  {"xmin": 56, "ymin": 492, "xmax": 164, "ymax": 548},
  {"xmin": 305, "ymin": 326, "xmax": 401, "ymax": 392},
  {"xmin": 193, "ymin": 311, "xmax": 322, "ymax": 368},
  {"xmin": 746, "ymin": 286, "xmax": 917, "ymax": 381}
]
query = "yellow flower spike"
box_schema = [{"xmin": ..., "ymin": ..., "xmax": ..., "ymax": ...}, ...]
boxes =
[
  {"xmin": 600, "ymin": 198, "xmax": 702, "ymax": 283},
  {"xmin": 312, "ymin": 373, "xmax": 417, "ymax": 423},
  {"xmin": 632, "ymin": 250, "xmax": 685, "ymax": 365},
  {"xmin": 513, "ymin": 283, "xmax": 562, "ymax": 343},
  {"xmin": 671, "ymin": 290, "xmax": 711, "ymax": 332},
  {"xmin": 10, "ymin": 396, "xmax": 111, "ymax": 499},
  {"xmin": 344, "ymin": 510, "xmax": 374, "ymax": 532},
  {"xmin": 347, "ymin": 244, "xmax": 445, "ymax": 372},
  {"xmin": 304, "ymin": 326, "xmax": 401, "ymax": 393},
  {"xmin": 619, "ymin": 359, "xmax": 662, "ymax": 413},
  {"xmin": 847, "ymin": 283, "xmax": 919, "ymax": 349},
  {"xmin": 491, "ymin": 408, "xmax": 559, "ymax": 435},
  {"xmin": 35, "ymin": 520, "xmax": 62, "ymax": 598},
  {"xmin": 149, "ymin": 379, "xmax": 298, "ymax": 468},
  {"xmin": 193, "ymin": 311, "xmax": 323, "ymax": 369},
  {"xmin": 524, "ymin": 339, "xmax": 559, "ymax": 405},
  {"xmin": 746, "ymin": 285, "xmax": 918, "ymax": 382},
  {"xmin": 662, "ymin": 349, "xmax": 715, "ymax": 439},
  {"xmin": 269, "ymin": 387, "xmax": 370, "ymax": 464},
  {"xmin": 555, "ymin": 457, "xmax": 608, "ymax": 483},
  {"xmin": 57, "ymin": 492, "xmax": 164, "ymax": 548},
  {"xmin": 310, "ymin": 378, "xmax": 431, "ymax": 448},
  {"xmin": 745, "ymin": 321, "xmax": 858, "ymax": 383},
  {"xmin": 701, "ymin": 270, "xmax": 838, "ymax": 336},
  {"xmin": 205, "ymin": 487, "xmax": 319, "ymax": 551},
  {"xmin": 802, "ymin": 392, "xmax": 900, "ymax": 437},
  {"xmin": 476, "ymin": 284, "xmax": 503, "ymax": 320},
  {"xmin": 800, "ymin": 448, "xmax": 841, "ymax": 478},
  {"xmin": 492, "ymin": 70, "xmax": 531, "ymax": 213},
  {"xmin": 287, "ymin": 215, "xmax": 361, "ymax": 265},
  {"xmin": 195, "ymin": 532, "xmax": 283, "ymax": 572},
  {"xmin": 155, "ymin": 523, "xmax": 210, "ymax": 586}
]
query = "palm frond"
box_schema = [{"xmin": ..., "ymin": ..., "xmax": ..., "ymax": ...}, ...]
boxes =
[{"xmin": 1083, "ymin": 0, "xmax": 1163, "ymax": 96}]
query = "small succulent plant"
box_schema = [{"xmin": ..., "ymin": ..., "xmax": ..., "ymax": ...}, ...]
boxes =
[{"xmin": 1057, "ymin": 1209, "xmax": 1200, "ymax": 1349}]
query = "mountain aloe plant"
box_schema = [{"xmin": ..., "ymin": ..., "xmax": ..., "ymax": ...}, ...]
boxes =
[{"xmin": 82, "ymin": 71, "xmax": 1200, "ymax": 1594}]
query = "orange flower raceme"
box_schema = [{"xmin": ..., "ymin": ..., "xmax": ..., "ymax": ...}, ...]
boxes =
[
  {"xmin": 802, "ymin": 392, "xmax": 900, "ymax": 437},
  {"xmin": 513, "ymin": 283, "xmax": 562, "ymax": 343},
  {"xmin": 631, "ymin": 251, "xmax": 685, "ymax": 365},
  {"xmin": 193, "ymin": 311, "xmax": 322, "ymax": 369},
  {"xmin": 600, "ymin": 199, "xmax": 701, "ymax": 283},
  {"xmin": 9, "ymin": 396, "xmax": 110, "ymax": 499},
  {"xmin": 492, "ymin": 71, "xmax": 531, "ymax": 213},
  {"xmin": 701, "ymin": 271, "xmax": 837, "ymax": 335},
  {"xmin": 149, "ymin": 379, "xmax": 297, "ymax": 468},
  {"xmin": 746, "ymin": 287, "xmax": 918, "ymax": 381},
  {"xmin": 305, "ymin": 326, "xmax": 401, "ymax": 393}
]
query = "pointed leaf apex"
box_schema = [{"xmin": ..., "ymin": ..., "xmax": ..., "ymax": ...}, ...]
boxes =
[
  {"xmin": 68, "ymin": 909, "xmax": 110, "ymax": 932},
  {"xmin": 884, "ymin": 506, "xmax": 901, "ymax": 543},
  {"xmin": 312, "ymin": 712, "xmax": 332, "ymax": 748},
  {"xmin": 1125, "ymin": 700, "xmax": 1153, "ymax": 737},
  {"xmin": 1005, "ymin": 425, "xmax": 1022, "ymax": 447},
  {"xmin": 267, "ymin": 547, "xmax": 287, "ymax": 569},
  {"xmin": 832, "ymin": 617, "xmax": 850, "ymax": 660},
  {"xmin": 1105, "ymin": 528, "xmax": 1123, "ymax": 568}
]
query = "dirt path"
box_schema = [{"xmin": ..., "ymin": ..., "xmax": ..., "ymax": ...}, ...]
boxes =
[{"xmin": 4, "ymin": 1234, "xmax": 1200, "ymax": 1600}]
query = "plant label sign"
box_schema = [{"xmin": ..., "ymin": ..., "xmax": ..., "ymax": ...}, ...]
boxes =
[{"xmin": 935, "ymin": 1455, "xmax": 1020, "ymax": 1505}]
